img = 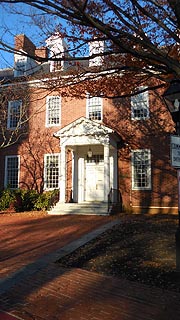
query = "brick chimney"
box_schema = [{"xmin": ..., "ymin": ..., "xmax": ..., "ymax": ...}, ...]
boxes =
[
  {"xmin": 35, "ymin": 47, "xmax": 48, "ymax": 60},
  {"xmin": 15, "ymin": 34, "xmax": 36, "ymax": 56}
]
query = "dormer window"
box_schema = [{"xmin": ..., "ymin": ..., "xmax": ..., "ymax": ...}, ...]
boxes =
[
  {"xmin": 46, "ymin": 33, "xmax": 68, "ymax": 72},
  {"xmin": 14, "ymin": 57, "xmax": 26, "ymax": 77},
  {"xmin": 89, "ymin": 40, "xmax": 105, "ymax": 67},
  {"xmin": 50, "ymin": 59, "xmax": 62, "ymax": 72},
  {"xmin": 14, "ymin": 54, "xmax": 38, "ymax": 77}
]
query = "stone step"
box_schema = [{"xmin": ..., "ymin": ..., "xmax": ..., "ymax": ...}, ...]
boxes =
[{"xmin": 48, "ymin": 202, "xmax": 109, "ymax": 215}]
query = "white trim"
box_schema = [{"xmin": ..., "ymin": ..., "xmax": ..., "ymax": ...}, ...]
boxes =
[
  {"xmin": 4, "ymin": 155, "xmax": 20, "ymax": 189},
  {"xmin": 59, "ymin": 146, "xmax": 66, "ymax": 202},
  {"xmin": 78, "ymin": 157, "xmax": 85, "ymax": 202},
  {"xmin": 44, "ymin": 153, "xmax": 60, "ymax": 190},
  {"xmin": 45, "ymin": 95, "xmax": 61, "ymax": 127},
  {"xmin": 1, "ymin": 67, "xmax": 122, "ymax": 91},
  {"xmin": 7, "ymin": 100, "xmax": 22, "ymax": 130},
  {"xmin": 131, "ymin": 86, "xmax": 149, "ymax": 120},
  {"xmin": 131, "ymin": 149, "xmax": 151, "ymax": 190},
  {"xmin": 14, "ymin": 54, "xmax": 27, "ymax": 77},
  {"xmin": 86, "ymin": 94, "xmax": 103, "ymax": 121}
]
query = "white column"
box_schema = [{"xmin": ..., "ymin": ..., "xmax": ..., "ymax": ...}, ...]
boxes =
[
  {"xmin": 104, "ymin": 142, "xmax": 110, "ymax": 202},
  {"xmin": 72, "ymin": 150, "xmax": 78, "ymax": 202},
  {"xmin": 59, "ymin": 145, "xmax": 66, "ymax": 202},
  {"xmin": 112, "ymin": 148, "xmax": 118, "ymax": 189},
  {"xmin": 78, "ymin": 157, "xmax": 85, "ymax": 203}
]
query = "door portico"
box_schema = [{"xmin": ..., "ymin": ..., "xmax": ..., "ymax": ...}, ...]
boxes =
[{"xmin": 54, "ymin": 117, "xmax": 121, "ymax": 203}]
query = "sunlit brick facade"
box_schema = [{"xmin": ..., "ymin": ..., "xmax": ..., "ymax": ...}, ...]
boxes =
[{"xmin": 0, "ymin": 34, "xmax": 178, "ymax": 214}]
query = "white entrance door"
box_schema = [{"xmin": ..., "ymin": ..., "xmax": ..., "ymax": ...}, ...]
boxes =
[{"xmin": 85, "ymin": 156, "xmax": 104, "ymax": 201}]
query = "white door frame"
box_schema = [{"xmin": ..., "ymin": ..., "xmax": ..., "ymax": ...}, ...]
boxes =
[
  {"xmin": 56, "ymin": 117, "xmax": 120, "ymax": 203},
  {"xmin": 84, "ymin": 156, "xmax": 104, "ymax": 202}
]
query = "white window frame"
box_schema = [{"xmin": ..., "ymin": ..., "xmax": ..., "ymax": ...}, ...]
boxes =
[
  {"xmin": 132, "ymin": 149, "xmax": 151, "ymax": 190},
  {"xmin": 14, "ymin": 56, "xmax": 27, "ymax": 77},
  {"xmin": 46, "ymin": 96, "xmax": 61, "ymax": 127},
  {"xmin": 4, "ymin": 155, "xmax": 20, "ymax": 189},
  {"xmin": 44, "ymin": 153, "xmax": 60, "ymax": 190},
  {"xmin": 89, "ymin": 40, "xmax": 104, "ymax": 67},
  {"xmin": 86, "ymin": 94, "xmax": 103, "ymax": 121},
  {"xmin": 50, "ymin": 59, "xmax": 63, "ymax": 72},
  {"xmin": 131, "ymin": 86, "xmax": 149, "ymax": 120},
  {"xmin": 7, "ymin": 100, "xmax": 22, "ymax": 130}
]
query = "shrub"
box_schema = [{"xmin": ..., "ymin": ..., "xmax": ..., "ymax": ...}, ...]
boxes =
[
  {"xmin": 34, "ymin": 189, "xmax": 59, "ymax": 211},
  {"xmin": 48, "ymin": 189, "xmax": 59, "ymax": 208},
  {"xmin": 19, "ymin": 189, "xmax": 39, "ymax": 212},
  {"xmin": 34, "ymin": 192, "xmax": 51, "ymax": 211},
  {"xmin": 0, "ymin": 188, "xmax": 59, "ymax": 212},
  {"xmin": 0, "ymin": 188, "xmax": 16, "ymax": 211}
]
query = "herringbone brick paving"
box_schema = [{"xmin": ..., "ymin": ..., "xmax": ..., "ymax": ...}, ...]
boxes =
[{"xmin": 1, "ymin": 212, "xmax": 180, "ymax": 319}]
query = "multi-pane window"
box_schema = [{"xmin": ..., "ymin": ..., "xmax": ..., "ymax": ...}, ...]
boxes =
[
  {"xmin": 89, "ymin": 40, "xmax": 104, "ymax": 67},
  {"xmin": 46, "ymin": 96, "xmax": 61, "ymax": 126},
  {"xmin": 87, "ymin": 154, "xmax": 104, "ymax": 163},
  {"xmin": 7, "ymin": 100, "xmax": 22, "ymax": 129},
  {"xmin": 132, "ymin": 149, "xmax": 151, "ymax": 190},
  {"xmin": 131, "ymin": 87, "xmax": 149, "ymax": 120},
  {"xmin": 50, "ymin": 60, "xmax": 62, "ymax": 72},
  {"xmin": 5, "ymin": 156, "xmax": 20, "ymax": 189},
  {"xmin": 15, "ymin": 57, "xmax": 26, "ymax": 76},
  {"xmin": 87, "ymin": 95, "xmax": 102, "ymax": 121},
  {"xmin": 44, "ymin": 154, "xmax": 60, "ymax": 189}
]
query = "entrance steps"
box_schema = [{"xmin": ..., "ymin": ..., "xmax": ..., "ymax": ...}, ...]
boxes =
[{"xmin": 48, "ymin": 202, "xmax": 109, "ymax": 215}]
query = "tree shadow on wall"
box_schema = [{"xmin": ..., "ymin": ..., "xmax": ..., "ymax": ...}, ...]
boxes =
[
  {"xmin": 19, "ymin": 128, "xmax": 60, "ymax": 193},
  {"xmin": 103, "ymin": 89, "xmax": 178, "ymax": 213}
]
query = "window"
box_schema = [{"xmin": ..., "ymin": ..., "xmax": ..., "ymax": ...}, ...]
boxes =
[
  {"xmin": 44, "ymin": 154, "xmax": 60, "ymax": 189},
  {"xmin": 132, "ymin": 149, "xmax": 151, "ymax": 190},
  {"xmin": 89, "ymin": 40, "xmax": 104, "ymax": 67},
  {"xmin": 131, "ymin": 87, "xmax": 149, "ymax": 120},
  {"xmin": 7, "ymin": 100, "xmax": 22, "ymax": 129},
  {"xmin": 50, "ymin": 60, "xmax": 62, "ymax": 72},
  {"xmin": 15, "ymin": 57, "xmax": 26, "ymax": 77},
  {"xmin": 46, "ymin": 96, "xmax": 61, "ymax": 126},
  {"xmin": 87, "ymin": 95, "xmax": 102, "ymax": 121},
  {"xmin": 5, "ymin": 156, "xmax": 20, "ymax": 189},
  {"xmin": 87, "ymin": 154, "xmax": 104, "ymax": 163}
]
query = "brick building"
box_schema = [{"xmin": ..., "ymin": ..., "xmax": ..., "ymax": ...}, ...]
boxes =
[{"xmin": 0, "ymin": 34, "xmax": 178, "ymax": 214}]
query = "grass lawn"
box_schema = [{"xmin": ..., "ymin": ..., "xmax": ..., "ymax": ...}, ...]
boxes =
[{"xmin": 58, "ymin": 214, "xmax": 180, "ymax": 292}]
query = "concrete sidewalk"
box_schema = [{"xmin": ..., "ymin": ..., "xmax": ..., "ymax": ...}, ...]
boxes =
[{"xmin": 0, "ymin": 213, "xmax": 180, "ymax": 320}]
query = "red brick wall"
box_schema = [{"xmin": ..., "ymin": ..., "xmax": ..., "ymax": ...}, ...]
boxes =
[
  {"xmin": 15, "ymin": 34, "xmax": 36, "ymax": 56},
  {"xmin": 103, "ymin": 90, "xmax": 178, "ymax": 212},
  {"xmin": 1, "ymin": 82, "xmax": 178, "ymax": 212}
]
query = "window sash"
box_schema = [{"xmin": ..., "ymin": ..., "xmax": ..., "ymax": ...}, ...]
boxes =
[
  {"xmin": 132, "ymin": 150, "xmax": 151, "ymax": 190},
  {"xmin": 87, "ymin": 154, "xmax": 104, "ymax": 163},
  {"xmin": 46, "ymin": 96, "xmax": 61, "ymax": 126},
  {"xmin": 15, "ymin": 58, "xmax": 26, "ymax": 76},
  {"xmin": 5, "ymin": 156, "xmax": 20, "ymax": 189},
  {"xmin": 44, "ymin": 154, "xmax": 60, "ymax": 189},
  {"xmin": 16, "ymin": 61, "xmax": 26, "ymax": 75},
  {"xmin": 7, "ymin": 100, "xmax": 22, "ymax": 129},
  {"xmin": 131, "ymin": 87, "xmax": 149, "ymax": 120},
  {"xmin": 87, "ymin": 96, "xmax": 102, "ymax": 121}
]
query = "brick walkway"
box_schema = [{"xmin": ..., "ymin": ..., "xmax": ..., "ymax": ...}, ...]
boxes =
[
  {"xmin": 0, "ymin": 212, "xmax": 180, "ymax": 320},
  {"xmin": 0, "ymin": 212, "xmax": 113, "ymax": 279}
]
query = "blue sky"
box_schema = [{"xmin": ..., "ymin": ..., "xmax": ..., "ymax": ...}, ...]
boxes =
[{"xmin": 0, "ymin": 3, "xmax": 44, "ymax": 68}]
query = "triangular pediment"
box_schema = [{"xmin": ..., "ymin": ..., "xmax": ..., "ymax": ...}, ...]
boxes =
[{"xmin": 54, "ymin": 117, "xmax": 113, "ymax": 138}]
